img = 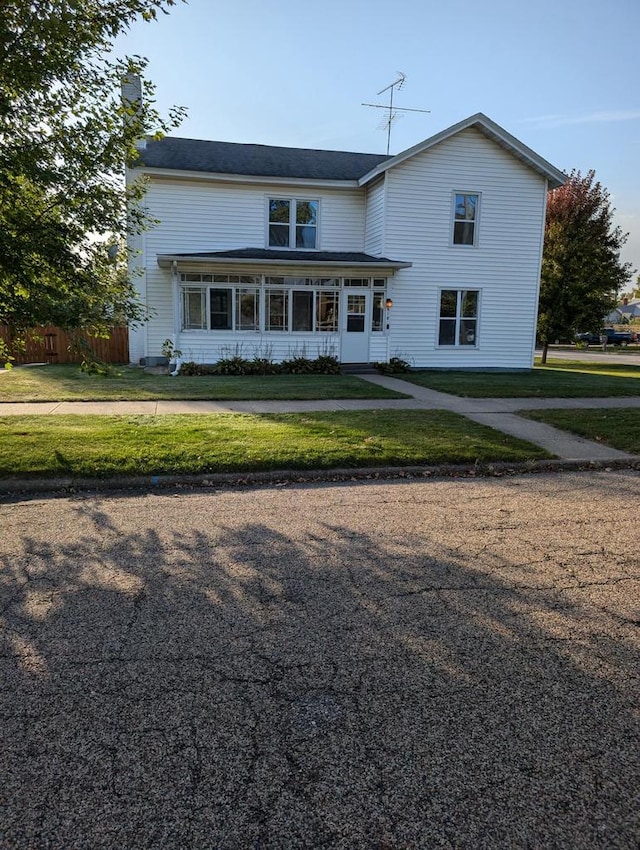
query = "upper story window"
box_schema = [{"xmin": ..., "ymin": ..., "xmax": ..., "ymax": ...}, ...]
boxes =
[
  {"xmin": 268, "ymin": 198, "xmax": 318, "ymax": 249},
  {"xmin": 453, "ymin": 193, "xmax": 479, "ymax": 246}
]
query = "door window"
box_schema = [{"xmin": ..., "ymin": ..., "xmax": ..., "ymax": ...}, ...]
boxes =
[{"xmin": 346, "ymin": 294, "xmax": 366, "ymax": 332}]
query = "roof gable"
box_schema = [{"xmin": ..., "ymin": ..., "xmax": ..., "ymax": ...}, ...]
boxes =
[
  {"xmin": 137, "ymin": 114, "xmax": 564, "ymax": 189},
  {"xmin": 358, "ymin": 113, "xmax": 565, "ymax": 189}
]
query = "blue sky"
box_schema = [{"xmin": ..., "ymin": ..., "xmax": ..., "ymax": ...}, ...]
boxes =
[{"xmin": 114, "ymin": 0, "xmax": 640, "ymax": 283}]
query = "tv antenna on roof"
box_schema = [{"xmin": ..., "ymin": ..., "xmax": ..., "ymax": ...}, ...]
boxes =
[{"xmin": 362, "ymin": 72, "xmax": 430, "ymax": 155}]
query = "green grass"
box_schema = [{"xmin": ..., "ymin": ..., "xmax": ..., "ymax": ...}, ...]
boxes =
[
  {"xmin": 0, "ymin": 364, "xmax": 406, "ymax": 402},
  {"xmin": 401, "ymin": 359, "xmax": 640, "ymax": 398},
  {"xmin": 520, "ymin": 408, "xmax": 640, "ymax": 454},
  {"xmin": 0, "ymin": 410, "xmax": 551, "ymax": 479},
  {"xmin": 6, "ymin": 359, "xmax": 640, "ymax": 403}
]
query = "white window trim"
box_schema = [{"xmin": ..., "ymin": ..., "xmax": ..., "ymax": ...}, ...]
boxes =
[
  {"xmin": 265, "ymin": 288, "xmax": 289, "ymax": 333},
  {"xmin": 265, "ymin": 196, "xmax": 320, "ymax": 251},
  {"xmin": 181, "ymin": 286, "xmax": 207, "ymax": 331},
  {"xmin": 180, "ymin": 275, "xmax": 387, "ymax": 334},
  {"xmin": 436, "ymin": 287, "xmax": 481, "ymax": 348},
  {"xmin": 180, "ymin": 278, "xmax": 261, "ymax": 333},
  {"xmin": 450, "ymin": 191, "xmax": 481, "ymax": 248},
  {"xmin": 208, "ymin": 286, "xmax": 234, "ymax": 332},
  {"xmin": 235, "ymin": 287, "xmax": 261, "ymax": 332}
]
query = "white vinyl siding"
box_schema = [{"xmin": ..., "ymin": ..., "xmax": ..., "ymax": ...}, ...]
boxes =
[
  {"xmin": 138, "ymin": 179, "xmax": 365, "ymax": 358},
  {"xmin": 382, "ymin": 127, "xmax": 547, "ymax": 368},
  {"xmin": 364, "ymin": 177, "xmax": 385, "ymax": 255},
  {"xmin": 177, "ymin": 331, "xmax": 341, "ymax": 365},
  {"xmin": 137, "ymin": 180, "xmax": 363, "ymax": 254}
]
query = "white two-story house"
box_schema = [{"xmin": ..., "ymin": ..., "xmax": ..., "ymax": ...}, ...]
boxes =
[{"xmin": 127, "ymin": 102, "xmax": 564, "ymax": 369}]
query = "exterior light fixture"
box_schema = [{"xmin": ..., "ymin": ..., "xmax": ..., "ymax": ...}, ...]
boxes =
[{"xmin": 385, "ymin": 298, "xmax": 393, "ymax": 310}]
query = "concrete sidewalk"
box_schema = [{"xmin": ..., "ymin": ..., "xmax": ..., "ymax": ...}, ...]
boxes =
[
  {"xmin": 362, "ymin": 375, "xmax": 640, "ymax": 462},
  {"xmin": 1, "ymin": 374, "xmax": 639, "ymax": 462}
]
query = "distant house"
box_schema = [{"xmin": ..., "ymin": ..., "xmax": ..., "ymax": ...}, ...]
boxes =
[
  {"xmin": 126, "ymin": 91, "xmax": 564, "ymax": 368},
  {"xmin": 606, "ymin": 298, "xmax": 640, "ymax": 324}
]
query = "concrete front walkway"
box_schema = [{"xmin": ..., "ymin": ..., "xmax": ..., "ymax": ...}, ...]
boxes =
[{"xmin": 2, "ymin": 375, "xmax": 639, "ymax": 462}]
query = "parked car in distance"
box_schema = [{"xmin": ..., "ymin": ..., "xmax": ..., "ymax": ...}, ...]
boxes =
[{"xmin": 575, "ymin": 328, "xmax": 637, "ymax": 346}]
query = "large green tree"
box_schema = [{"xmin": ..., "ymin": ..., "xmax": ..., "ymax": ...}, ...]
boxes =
[
  {"xmin": 0, "ymin": 0, "xmax": 186, "ymax": 362},
  {"xmin": 537, "ymin": 169, "xmax": 633, "ymax": 363}
]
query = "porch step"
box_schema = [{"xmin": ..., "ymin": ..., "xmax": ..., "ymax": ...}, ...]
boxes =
[{"xmin": 341, "ymin": 362, "xmax": 379, "ymax": 375}]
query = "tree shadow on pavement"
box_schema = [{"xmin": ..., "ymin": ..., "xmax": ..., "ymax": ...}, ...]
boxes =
[{"xmin": 0, "ymin": 477, "xmax": 639, "ymax": 848}]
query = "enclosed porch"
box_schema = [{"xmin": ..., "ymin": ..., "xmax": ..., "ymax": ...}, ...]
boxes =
[{"xmin": 150, "ymin": 249, "xmax": 410, "ymax": 366}]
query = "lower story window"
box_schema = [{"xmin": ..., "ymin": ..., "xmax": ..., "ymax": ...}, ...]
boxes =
[
  {"xmin": 210, "ymin": 288, "xmax": 232, "ymax": 330},
  {"xmin": 438, "ymin": 289, "xmax": 479, "ymax": 346},
  {"xmin": 317, "ymin": 292, "xmax": 339, "ymax": 332},
  {"xmin": 266, "ymin": 289, "xmax": 288, "ymax": 332},
  {"xmin": 372, "ymin": 292, "xmax": 384, "ymax": 332},
  {"xmin": 180, "ymin": 275, "xmax": 387, "ymax": 334},
  {"xmin": 182, "ymin": 287, "xmax": 207, "ymax": 330},
  {"xmin": 292, "ymin": 291, "xmax": 313, "ymax": 331},
  {"xmin": 180, "ymin": 277, "xmax": 262, "ymax": 332},
  {"xmin": 236, "ymin": 288, "xmax": 260, "ymax": 331}
]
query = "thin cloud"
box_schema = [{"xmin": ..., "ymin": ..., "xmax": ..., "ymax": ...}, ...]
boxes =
[{"xmin": 522, "ymin": 110, "xmax": 640, "ymax": 128}]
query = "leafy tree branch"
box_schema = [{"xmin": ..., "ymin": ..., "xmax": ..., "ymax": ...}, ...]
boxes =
[{"xmin": 0, "ymin": 0, "xmax": 187, "ymax": 364}]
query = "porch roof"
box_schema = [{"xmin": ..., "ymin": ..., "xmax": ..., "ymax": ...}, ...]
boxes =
[{"xmin": 157, "ymin": 248, "xmax": 412, "ymax": 271}]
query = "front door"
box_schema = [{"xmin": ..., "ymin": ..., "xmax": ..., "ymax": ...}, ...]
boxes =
[{"xmin": 340, "ymin": 291, "xmax": 370, "ymax": 363}]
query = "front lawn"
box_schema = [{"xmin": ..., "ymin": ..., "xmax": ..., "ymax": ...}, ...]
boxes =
[
  {"xmin": 0, "ymin": 365, "xmax": 406, "ymax": 402},
  {"xmin": 0, "ymin": 410, "xmax": 551, "ymax": 479},
  {"xmin": 402, "ymin": 359, "xmax": 640, "ymax": 398},
  {"xmin": 520, "ymin": 408, "xmax": 640, "ymax": 454}
]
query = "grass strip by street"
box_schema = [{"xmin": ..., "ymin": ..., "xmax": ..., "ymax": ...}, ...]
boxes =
[
  {"xmin": 0, "ymin": 365, "xmax": 407, "ymax": 402},
  {"xmin": 402, "ymin": 359, "xmax": 640, "ymax": 398},
  {"xmin": 520, "ymin": 408, "xmax": 640, "ymax": 454},
  {"xmin": 0, "ymin": 410, "xmax": 551, "ymax": 479}
]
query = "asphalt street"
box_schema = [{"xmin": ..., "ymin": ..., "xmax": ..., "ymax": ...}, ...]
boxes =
[
  {"xmin": 1, "ymin": 472, "xmax": 639, "ymax": 849},
  {"xmin": 538, "ymin": 347, "xmax": 640, "ymax": 366}
]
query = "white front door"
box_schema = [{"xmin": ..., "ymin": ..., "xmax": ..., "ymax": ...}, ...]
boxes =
[{"xmin": 340, "ymin": 291, "xmax": 371, "ymax": 363}]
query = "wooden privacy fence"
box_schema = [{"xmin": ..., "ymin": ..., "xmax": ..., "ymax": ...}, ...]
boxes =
[{"xmin": 0, "ymin": 326, "xmax": 129, "ymax": 364}]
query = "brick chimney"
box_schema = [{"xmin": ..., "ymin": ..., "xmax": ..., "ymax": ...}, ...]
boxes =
[{"xmin": 121, "ymin": 74, "xmax": 146, "ymax": 150}]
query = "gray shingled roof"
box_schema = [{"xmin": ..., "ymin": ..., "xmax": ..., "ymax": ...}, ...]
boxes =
[
  {"xmin": 139, "ymin": 137, "xmax": 390, "ymax": 181},
  {"xmin": 157, "ymin": 249, "xmax": 411, "ymax": 268}
]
